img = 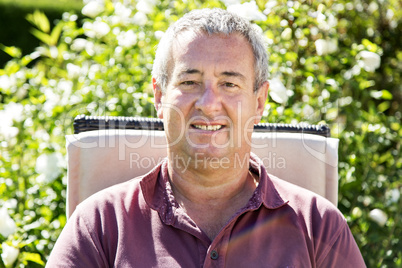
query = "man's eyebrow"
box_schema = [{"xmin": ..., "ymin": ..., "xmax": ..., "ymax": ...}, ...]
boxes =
[
  {"xmin": 220, "ymin": 71, "xmax": 246, "ymax": 81},
  {"xmin": 178, "ymin": 69, "xmax": 202, "ymax": 76},
  {"xmin": 177, "ymin": 69, "xmax": 246, "ymax": 81}
]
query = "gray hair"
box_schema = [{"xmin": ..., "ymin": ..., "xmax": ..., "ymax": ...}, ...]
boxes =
[{"xmin": 152, "ymin": 8, "xmax": 269, "ymax": 92}]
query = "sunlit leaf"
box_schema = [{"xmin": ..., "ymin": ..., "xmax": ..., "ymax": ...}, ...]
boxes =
[
  {"xmin": 21, "ymin": 252, "xmax": 45, "ymax": 266},
  {"xmin": 26, "ymin": 10, "xmax": 50, "ymax": 33},
  {"xmin": 0, "ymin": 44, "xmax": 22, "ymax": 58},
  {"xmin": 30, "ymin": 28, "xmax": 51, "ymax": 46}
]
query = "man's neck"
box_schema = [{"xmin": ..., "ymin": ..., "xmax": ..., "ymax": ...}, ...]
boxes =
[{"xmin": 167, "ymin": 154, "xmax": 258, "ymax": 240}]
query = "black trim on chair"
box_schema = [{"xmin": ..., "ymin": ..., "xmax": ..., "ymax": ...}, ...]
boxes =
[{"xmin": 73, "ymin": 114, "xmax": 331, "ymax": 137}]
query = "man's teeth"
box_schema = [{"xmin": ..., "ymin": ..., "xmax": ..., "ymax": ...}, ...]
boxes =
[{"xmin": 193, "ymin": 125, "xmax": 223, "ymax": 131}]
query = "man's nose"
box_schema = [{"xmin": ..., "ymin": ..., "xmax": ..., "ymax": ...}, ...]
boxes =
[{"xmin": 194, "ymin": 85, "xmax": 223, "ymax": 115}]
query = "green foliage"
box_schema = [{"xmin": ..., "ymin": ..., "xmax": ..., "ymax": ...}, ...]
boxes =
[
  {"xmin": 0, "ymin": 0, "xmax": 401, "ymax": 267},
  {"xmin": 0, "ymin": 0, "xmax": 83, "ymax": 67},
  {"xmin": 0, "ymin": 0, "xmax": 82, "ymax": 11}
]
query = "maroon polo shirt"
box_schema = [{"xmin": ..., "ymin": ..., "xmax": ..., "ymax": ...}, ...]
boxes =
[{"xmin": 47, "ymin": 155, "xmax": 365, "ymax": 267}]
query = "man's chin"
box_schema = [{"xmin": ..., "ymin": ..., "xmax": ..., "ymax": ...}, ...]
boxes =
[{"xmin": 186, "ymin": 145, "xmax": 232, "ymax": 159}]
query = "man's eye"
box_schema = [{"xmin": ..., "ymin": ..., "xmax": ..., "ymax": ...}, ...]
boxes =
[
  {"xmin": 224, "ymin": 82, "xmax": 236, "ymax": 88},
  {"xmin": 181, "ymin": 81, "xmax": 195, "ymax": 85}
]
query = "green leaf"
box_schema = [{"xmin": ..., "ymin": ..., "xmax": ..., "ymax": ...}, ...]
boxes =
[
  {"xmin": 0, "ymin": 44, "xmax": 22, "ymax": 58},
  {"xmin": 50, "ymin": 23, "xmax": 64, "ymax": 46},
  {"xmin": 390, "ymin": 122, "xmax": 400, "ymax": 131},
  {"xmin": 21, "ymin": 55, "xmax": 34, "ymax": 66},
  {"xmin": 26, "ymin": 10, "xmax": 50, "ymax": 33},
  {"xmin": 360, "ymin": 80, "xmax": 376, "ymax": 90},
  {"xmin": 30, "ymin": 28, "xmax": 51, "ymax": 45},
  {"xmin": 370, "ymin": 90, "xmax": 393, "ymax": 100},
  {"xmin": 362, "ymin": 39, "xmax": 378, "ymax": 52},
  {"xmin": 21, "ymin": 252, "xmax": 45, "ymax": 266},
  {"xmin": 378, "ymin": 101, "xmax": 390, "ymax": 112},
  {"xmin": 380, "ymin": 90, "xmax": 393, "ymax": 100}
]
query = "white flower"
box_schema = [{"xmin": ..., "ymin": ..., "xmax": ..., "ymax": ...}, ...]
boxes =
[
  {"xmin": 264, "ymin": 1, "xmax": 277, "ymax": 14},
  {"xmin": 227, "ymin": 1, "xmax": 267, "ymax": 21},
  {"xmin": 49, "ymin": 46, "xmax": 59, "ymax": 59},
  {"xmin": 3, "ymin": 102, "xmax": 23, "ymax": 123},
  {"xmin": 58, "ymin": 80, "xmax": 74, "ymax": 106},
  {"xmin": 269, "ymin": 77, "xmax": 288, "ymax": 104},
  {"xmin": 386, "ymin": 188, "xmax": 400, "ymax": 204},
  {"xmin": 83, "ymin": 21, "xmax": 110, "ymax": 38},
  {"xmin": 369, "ymin": 208, "xmax": 387, "ymax": 226},
  {"xmin": 114, "ymin": 2, "xmax": 132, "ymax": 18},
  {"xmin": 0, "ymin": 103, "xmax": 23, "ymax": 128},
  {"xmin": 316, "ymin": 12, "xmax": 338, "ymax": 31},
  {"xmin": 315, "ymin": 39, "xmax": 338, "ymax": 56},
  {"xmin": 154, "ymin": 30, "xmax": 164, "ymax": 40},
  {"xmin": 0, "ymin": 208, "xmax": 16, "ymax": 238},
  {"xmin": 35, "ymin": 152, "xmax": 64, "ymax": 183},
  {"xmin": 33, "ymin": 129, "xmax": 50, "ymax": 142},
  {"xmin": 82, "ymin": 1, "xmax": 105, "ymax": 18},
  {"xmin": 41, "ymin": 86, "xmax": 57, "ymax": 115},
  {"xmin": 357, "ymin": 51, "xmax": 381, "ymax": 72},
  {"xmin": 367, "ymin": 2, "xmax": 378, "ymax": 13},
  {"xmin": 3, "ymin": 199, "xmax": 17, "ymax": 210},
  {"xmin": 71, "ymin": 38, "xmax": 87, "ymax": 51},
  {"xmin": 136, "ymin": 0, "xmax": 156, "ymax": 14},
  {"xmin": 117, "ymin": 30, "xmax": 137, "ymax": 48},
  {"xmin": 281, "ymin": 28, "xmax": 292, "ymax": 40},
  {"xmin": 0, "ymin": 102, "xmax": 24, "ymax": 138},
  {"xmin": 1, "ymin": 243, "xmax": 19, "ymax": 268},
  {"xmin": 88, "ymin": 64, "xmax": 101, "ymax": 80},
  {"xmin": 92, "ymin": 21, "xmax": 110, "ymax": 38},
  {"xmin": 302, "ymin": 104, "xmax": 314, "ymax": 117},
  {"xmin": 315, "ymin": 39, "xmax": 329, "ymax": 55},
  {"xmin": 0, "ymin": 126, "xmax": 18, "ymax": 139},
  {"xmin": 42, "ymin": 82, "xmax": 72, "ymax": 116},
  {"xmin": 386, "ymin": 9, "xmax": 394, "ymax": 20},
  {"xmin": 67, "ymin": 63, "xmax": 81, "ymax": 79},
  {"xmin": 84, "ymin": 41, "xmax": 95, "ymax": 56},
  {"xmin": 0, "ymin": 75, "xmax": 16, "ymax": 91},
  {"xmin": 222, "ymin": 0, "xmax": 241, "ymax": 6},
  {"xmin": 112, "ymin": 2, "xmax": 133, "ymax": 25},
  {"xmin": 133, "ymin": 12, "xmax": 148, "ymax": 26}
]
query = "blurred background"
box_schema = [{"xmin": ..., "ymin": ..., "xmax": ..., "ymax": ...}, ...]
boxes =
[
  {"xmin": 0, "ymin": 0, "xmax": 83, "ymax": 66},
  {"xmin": 0, "ymin": 0, "xmax": 400, "ymax": 267}
]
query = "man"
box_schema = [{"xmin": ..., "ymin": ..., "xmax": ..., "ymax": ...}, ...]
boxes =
[{"xmin": 47, "ymin": 8, "xmax": 365, "ymax": 267}]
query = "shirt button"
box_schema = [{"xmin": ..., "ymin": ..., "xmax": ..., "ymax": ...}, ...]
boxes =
[{"xmin": 210, "ymin": 250, "xmax": 219, "ymax": 260}]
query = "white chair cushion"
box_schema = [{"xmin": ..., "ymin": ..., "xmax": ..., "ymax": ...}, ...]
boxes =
[{"xmin": 66, "ymin": 129, "xmax": 339, "ymax": 217}]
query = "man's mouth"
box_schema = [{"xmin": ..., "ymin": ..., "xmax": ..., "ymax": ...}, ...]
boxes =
[{"xmin": 191, "ymin": 124, "xmax": 224, "ymax": 131}]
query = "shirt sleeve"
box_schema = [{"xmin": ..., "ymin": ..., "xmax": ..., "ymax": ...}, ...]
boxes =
[
  {"xmin": 316, "ymin": 220, "xmax": 366, "ymax": 268},
  {"xmin": 46, "ymin": 207, "xmax": 108, "ymax": 268}
]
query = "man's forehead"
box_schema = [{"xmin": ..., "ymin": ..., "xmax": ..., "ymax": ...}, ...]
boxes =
[
  {"xmin": 174, "ymin": 30, "xmax": 200, "ymax": 45},
  {"xmin": 172, "ymin": 30, "xmax": 247, "ymax": 52},
  {"xmin": 171, "ymin": 30, "xmax": 204, "ymax": 55},
  {"xmin": 166, "ymin": 30, "xmax": 255, "ymax": 85}
]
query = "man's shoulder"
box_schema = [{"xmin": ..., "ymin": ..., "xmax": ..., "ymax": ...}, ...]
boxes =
[
  {"xmin": 74, "ymin": 177, "xmax": 143, "ymax": 215},
  {"xmin": 76, "ymin": 161, "xmax": 164, "ymax": 213},
  {"xmin": 267, "ymin": 174, "xmax": 344, "ymax": 222},
  {"xmin": 265, "ymin": 173, "xmax": 350, "ymax": 252}
]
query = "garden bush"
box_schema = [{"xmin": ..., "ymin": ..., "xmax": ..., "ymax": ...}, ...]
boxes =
[
  {"xmin": 0, "ymin": 0, "xmax": 83, "ymax": 67},
  {"xmin": 0, "ymin": 0, "xmax": 400, "ymax": 267}
]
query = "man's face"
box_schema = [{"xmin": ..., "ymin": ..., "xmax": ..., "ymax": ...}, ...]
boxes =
[{"xmin": 154, "ymin": 32, "xmax": 268, "ymax": 164}]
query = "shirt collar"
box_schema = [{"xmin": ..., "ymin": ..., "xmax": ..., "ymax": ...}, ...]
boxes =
[
  {"xmin": 140, "ymin": 158, "xmax": 177, "ymax": 224},
  {"xmin": 140, "ymin": 154, "xmax": 288, "ymax": 224},
  {"xmin": 249, "ymin": 152, "xmax": 288, "ymax": 209}
]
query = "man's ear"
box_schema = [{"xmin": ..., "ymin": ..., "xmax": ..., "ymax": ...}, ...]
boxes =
[
  {"xmin": 152, "ymin": 77, "xmax": 164, "ymax": 119},
  {"xmin": 254, "ymin": 81, "xmax": 269, "ymax": 124}
]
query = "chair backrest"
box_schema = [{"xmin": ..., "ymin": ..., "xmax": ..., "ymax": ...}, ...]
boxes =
[{"xmin": 66, "ymin": 115, "xmax": 339, "ymax": 218}]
